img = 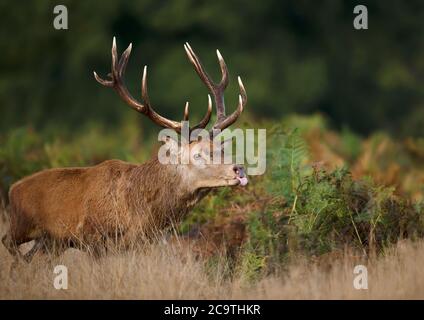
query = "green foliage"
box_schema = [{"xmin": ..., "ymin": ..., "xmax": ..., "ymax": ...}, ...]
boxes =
[
  {"xmin": 179, "ymin": 188, "xmax": 233, "ymax": 234},
  {"xmin": 0, "ymin": 128, "xmax": 47, "ymax": 191},
  {"xmin": 241, "ymin": 128, "xmax": 424, "ymax": 277},
  {"xmin": 268, "ymin": 127, "xmax": 310, "ymax": 203},
  {"xmin": 339, "ymin": 127, "xmax": 362, "ymax": 163}
]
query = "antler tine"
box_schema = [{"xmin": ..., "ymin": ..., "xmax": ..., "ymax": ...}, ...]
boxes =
[
  {"xmin": 213, "ymin": 77, "xmax": 247, "ymax": 130},
  {"xmin": 182, "ymin": 95, "xmax": 213, "ymax": 131},
  {"xmin": 141, "ymin": 65, "xmax": 151, "ymax": 111},
  {"xmin": 191, "ymin": 95, "xmax": 213, "ymax": 131},
  {"xmin": 93, "ymin": 71, "xmax": 113, "ymax": 87},
  {"xmin": 183, "ymin": 102, "xmax": 189, "ymax": 121},
  {"xmin": 118, "ymin": 42, "xmax": 132, "ymax": 77},
  {"xmin": 184, "ymin": 43, "xmax": 229, "ymax": 91},
  {"xmin": 94, "ymin": 37, "xmax": 185, "ymax": 132},
  {"xmin": 183, "ymin": 43, "xmax": 246, "ymax": 133},
  {"xmin": 184, "ymin": 43, "xmax": 229, "ymax": 121},
  {"xmin": 111, "ymin": 36, "xmax": 119, "ymax": 77},
  {"xmin": 215, "ymin": 49, "xmax": 229, "ymax": 90}
]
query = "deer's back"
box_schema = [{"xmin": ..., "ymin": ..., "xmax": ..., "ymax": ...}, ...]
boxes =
[{"xmin": 8, "ymin": 159, "xmax": 137, "ymax": 240}]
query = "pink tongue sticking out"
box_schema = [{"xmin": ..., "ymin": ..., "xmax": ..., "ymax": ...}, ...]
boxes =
[{"xmin": 237, "ymin": 176, "xmax": 248, "ymax": 186}]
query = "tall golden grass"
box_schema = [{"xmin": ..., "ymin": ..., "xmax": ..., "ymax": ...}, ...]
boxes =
[{"xmin": 1, "ymin": 215, "xmax": 424, "ymax": 300}]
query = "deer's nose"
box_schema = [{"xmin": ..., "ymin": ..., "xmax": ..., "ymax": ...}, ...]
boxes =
[{"xmin": 233, "ymin": 165, "xmax": 245, "ymax": 178}]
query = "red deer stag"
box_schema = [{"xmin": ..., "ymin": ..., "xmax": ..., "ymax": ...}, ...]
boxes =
[{"xmin": 2, "ymin": 38, "xmax": 248, "ymax": 262}]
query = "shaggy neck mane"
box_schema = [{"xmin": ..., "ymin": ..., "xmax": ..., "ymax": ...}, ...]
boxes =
[{"xmin": 124, "ymin": 157, "xmax": 208, "ymax": 229}]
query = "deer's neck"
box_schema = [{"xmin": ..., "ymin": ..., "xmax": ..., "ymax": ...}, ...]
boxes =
[{"xmin": 125, "ymin": 158, "xmax": 208, "ymax": 227}]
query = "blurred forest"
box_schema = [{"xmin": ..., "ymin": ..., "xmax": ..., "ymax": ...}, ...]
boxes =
[{"xmin": 1, "ymin": 0, "xmax": 424, "ymax": 137}]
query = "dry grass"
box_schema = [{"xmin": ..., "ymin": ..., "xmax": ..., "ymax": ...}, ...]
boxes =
[{"xmin": 1, "ymin": 214, "xmax": 424, "ymax": 300}]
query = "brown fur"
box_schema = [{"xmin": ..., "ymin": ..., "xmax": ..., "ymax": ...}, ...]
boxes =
[{"xmin": 2, "ymin": 139, "xmax": 242, "ymax": 261}]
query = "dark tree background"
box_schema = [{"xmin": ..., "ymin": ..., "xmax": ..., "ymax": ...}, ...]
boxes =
[{"xmin": 1, "ymin": 0, "xmax": 423, "ymax": 136}]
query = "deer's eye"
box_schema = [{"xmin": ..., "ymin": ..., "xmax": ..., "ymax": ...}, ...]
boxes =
[{"xmin": 193, "ymin": 153, "xmax": 202, "ymax": 160}]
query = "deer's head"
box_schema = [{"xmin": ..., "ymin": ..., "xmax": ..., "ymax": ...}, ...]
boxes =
[{"xmin": 94, "ymin": 38, "xmax": 248, "ymax": 191}]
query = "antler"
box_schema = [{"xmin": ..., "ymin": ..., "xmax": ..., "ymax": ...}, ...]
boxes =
[
  {"xmin": 183, "ymin": 43, "xmax": 247, "ymax": 134},
  {"xmin": 94, "ymin": 37, "xmax": 212, "ymax": 133}
]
